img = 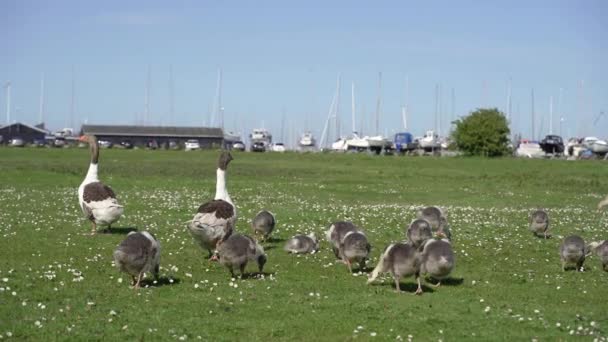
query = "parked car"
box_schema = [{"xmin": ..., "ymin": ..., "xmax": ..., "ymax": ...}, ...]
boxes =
[
  {"xmin": 185, "ymin": 139, "xmax": 200, "ymax": 151},
  {"xmin": 33, "ymin": 139, "xmax": 47, "ymax": 147},
  {"xmin": 270, "ymin": 142, "xmax": 286, "ymax": 152},
  {"xmin": 168, "ymin": 140, "xmax": 180, "ymax": 150},
  {"xmin": 146, "ymin": 140, "xmax": 159, "ymax": 150},
  {"xmin": 9, "ymin": 137, "xmax": 25, "ymax": 147},
  {"xmin": 119, "ymin": 140, "xmax": 134, "ymax": 149},
  {"xmin": 232, "ymin": 141, "xmax": 246, "ymax": 151},
  {"xmin": 393, "ymin": 132, "xmax": 418, "ymax": 154},
  {"xmin": 251, "ymin": 141, "xmax": 266, "ymax": 152},
  {"xmin": 98, "ymin": 140, "xmax": 113, "ymax": 148},
  {"xmin": 539, "ymin": 135, "xmax": 564, "ymax": 155},
  {"xmin": 53, "ymin": 137, "xmax": 66, "ymax": 148}
]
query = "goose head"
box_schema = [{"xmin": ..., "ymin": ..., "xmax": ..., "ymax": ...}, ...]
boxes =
[
  {"xmin": 87, "ymin": 135, "xmax": 99, "ymax": 164},
  {"xmin": 218, "ymin": 151, "xmax": 233, "ymax": 170}
]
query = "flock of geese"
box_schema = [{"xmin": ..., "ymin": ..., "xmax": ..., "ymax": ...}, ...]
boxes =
[{"xmin": 77, "ymin": 135, "xmax": 608, "ymax": 292}]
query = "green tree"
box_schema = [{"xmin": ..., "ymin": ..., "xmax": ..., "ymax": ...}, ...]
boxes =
[{"xmin": 452, "ymin": 108, "xmax": 511, "ymax": 157}]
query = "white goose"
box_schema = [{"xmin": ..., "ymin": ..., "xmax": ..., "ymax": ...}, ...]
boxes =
[
  {"xmin": 78, "ymin": 135, "xmax": 124, "ymax": 234},
  {"xmin": 188, "ymin": 151, "xmax": 236, "ymax": 260}
]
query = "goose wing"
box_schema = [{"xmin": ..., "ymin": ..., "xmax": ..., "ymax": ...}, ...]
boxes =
[
  {"xmin": 83, "ymin": 182, "xmax": 122, "ymax": 209},
  {"xmin": 190, "ymin": 200, "xmax": 235, "ymax": 241}
]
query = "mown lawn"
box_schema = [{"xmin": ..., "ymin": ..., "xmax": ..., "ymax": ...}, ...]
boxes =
[{"xmin": 0, "ymin": 148, "xmax": 607, "ymax": 341}]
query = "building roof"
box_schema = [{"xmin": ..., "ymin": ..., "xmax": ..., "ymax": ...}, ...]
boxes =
[
  {"xmin": 0, "ymin": 122, "xmax": 50, "ymax": 134},
  {"xmin": 81, "ymin": 125, "xmax": 224, "ymax": 138}
]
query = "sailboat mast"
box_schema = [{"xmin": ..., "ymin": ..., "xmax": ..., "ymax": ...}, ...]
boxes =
[
  {"xmin": 434, "ymin": 84, "xmax": 439, "ymax": 133},
  {"xmin": 169, "ymin": 64, "xmax": 174, "ymax": 126},
  {"xmin": 375, "ymin": 72, "xmax": 382, "ymax": 135},
  {"xmin": 319, "ymin": 80, "xmax": 338, "ymax": 148},
  {"xmin": 531, "ymin": 89, "xmax": 535, "ymax": 140},
  {"xmin": 145, "ymin": 65, "xmax": 150, "ymax": 125},
  {"xmin": 280, "ymin": 108, "xmax": 286, "ymax": 142},
  {"xmin": 451, "ymin": 87, "xmax": 455, "ymax": 126},
  {"xmin": 404, "ymin": 76, "xmax": 409, "ymax": 131},
  {"xmin": 218, "ymin": 68, "xmax": 223, "ymax": 131},
  {"xmin": 335, "ymin": 74, "xmax": 341, "ymax": 140},
  {"xmin": 506, "ymin": 78, "xmax": 512, "ymax": 122},
  {"xmin": 558, "ymin": 87, "xmax": 563, "ymax": 136},
  {"xmin": 39, "ymin": 74, "xmax": 45, "ymax": 125},
  {"xmin": 360, "ymin": 103, "xmax": 365, "ymax": 135},
  {"xmin": 351, "ymin": 82, "xmax": 356, "ymax": 133},
  {"xmin": 4, "ymin": 81, "xmax": 10, "ymax": 125},
  {"xmin": 578, "ymin": 80, "xmax": 584, "ymax": 137},
  {"xmin": 549, "ymin": 95, "xmax": 554, "ymax": 134},
  {"xmin": 438, "ymin": 84, "xmax": 442, "ymax": 137},
  {"xmin": 70, "ymin": 65, "xmax": 75, "ymax": 129}
]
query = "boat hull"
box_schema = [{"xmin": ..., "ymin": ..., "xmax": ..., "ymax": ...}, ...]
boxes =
[{"xmin": 590, "ymin": 142, "xmax": 608, "ymax": 154}]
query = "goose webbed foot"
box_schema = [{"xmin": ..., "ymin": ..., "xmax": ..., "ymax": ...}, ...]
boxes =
[
  {"xmin": 415, "ymin": 277, "xmax": 423, "ymax": 295},
  {"xmin": 344, "ymin": 259, "xmax": 352, "ymax": 273},
  {"xmin": 134, "ymin": 273, "xmax": 143, "ymax": 289}
]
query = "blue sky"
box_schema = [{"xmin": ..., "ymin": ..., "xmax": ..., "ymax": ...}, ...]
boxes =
[{"xmin": 1, "ymin": 0, "xmax": 607, "ymax": 143}]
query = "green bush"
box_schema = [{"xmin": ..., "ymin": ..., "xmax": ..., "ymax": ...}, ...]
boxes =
[{"xmin": 452, "ymin": 108, "xmax": 511, "ymax": 157}]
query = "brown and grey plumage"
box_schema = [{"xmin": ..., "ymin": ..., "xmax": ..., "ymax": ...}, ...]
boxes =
[
  {"xmin": 251, "ymin": 210, "xmax": 276, "ymax": 241},
  {"xmin": 284, "ymin": 233, "xmax": 318, "ymax": 254},
  {"xmin": 367, "ymin": 242, "xmax": 422, "ymax": 294},
  {"xmin": 418, "ymin": 206, "xmax": 452, "ymax": 240},
  {"xmin": 217, "ymin": 234, "xmax": 267, "ymax": 278},
  {"xmin": 113, "ymin": 231, "xmax": 161, "ymax": 289},
  {"xmin": 590, "ymin": 240, "xmax": 608, "ymax": 271},
  {"xmin": 339, "ymin": 231, "xmax": 371, "ymax": 273},
  {"xmin": 598, "ymin": 196, "xmax": 608, "ymax": 211},
  {"xmin": 406, "ymin": 218, "xmax": 433, "ymax": 249},
  {"xmin": 559, "ymin": 235, "xmax": 587, "ymax": 271},
  {"xmin": 417, "ymin": 206, "xmax": 445, "ymax": 230},
  {"xmin": 188, "ymin": 151, "xmax": 236, "ymax": 260},
  {"xmin": 529, "ymin": 209, "xmax": 550, "ymax": 239},
  {"xmin": 325, "ymin": 221, "xmax": 358, "ymax": 258},
  {"xmin": 419, "ymin": 238, "xmax": 455, "ymax": 287},
  {"xmin": 78, "ymin": 135, "xmax": 123, "ymax": 234}
]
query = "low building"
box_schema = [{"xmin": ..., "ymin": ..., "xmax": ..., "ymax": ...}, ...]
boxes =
[
  {"xmin": 0, "ymin": 122, "xmax": 49, "ymax": 144},
  {"xmin": 80, "ymin": 124, "xmax": 224, "ymax": 149}
]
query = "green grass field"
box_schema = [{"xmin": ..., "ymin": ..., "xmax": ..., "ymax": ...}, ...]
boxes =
[{"xmin": 0, "ymin": 148, "xmax": 607, "ymax": 341}]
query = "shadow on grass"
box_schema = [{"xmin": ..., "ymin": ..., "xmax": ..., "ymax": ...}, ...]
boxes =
[
  {"xmin": 141, "ymin": 276, "xmax": 181, "ymax": 288},
  {"xmin": 397, "ymin": 282, "xmax": 435, "ymax": 294},
  {"xmin": 264, "ymin": 245, "xmax": 278, "ymax": 251},
  {"xmin": 351, "ymin": 266, "xmax": 374, "ymax": 274},
  {"xmin": 264, "ymin": 237, "xmax": 286, "ymax": 243},
  {"xmin": 562, "ymin": 266, "xmax": 585, "ymax": 272},
  {"xmin": 429, "ymin": 277, "xmax": 464, "ymax": 286},
  {"xmin": 102, "ymin": 227, "xmax": 138, "ymax": 235},
  {"xmin": 368, "ymin": 280, "xmax": 435, "ymax": 294},
  {"xmin": 240, "ymin": 271, "xmax": 275, "ymax": 280}
]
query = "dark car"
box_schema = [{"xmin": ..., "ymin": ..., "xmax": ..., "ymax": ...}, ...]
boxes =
[
  {"xmin": 33, "ymin": 139, "xmax": 47, "ymax": 147},
  {"xmin": 393, "ymin": 132, "xmax": 418, "ymax": 154},
  {"xmin": 539, "ymin": 135, "xmax": 564, "ymax": 155},
  {"xmin": 146, "ymin": 140, "xmax": 159, "ymax": 150},
  {"xmin": 251, "ymin": 141, "xmax": 266, "ymax": 152}
]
